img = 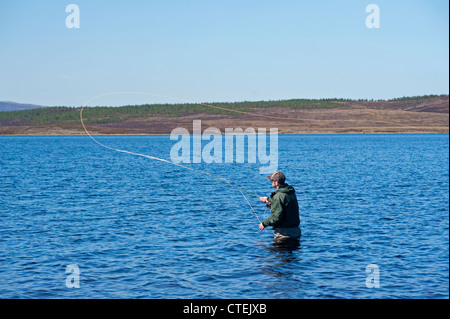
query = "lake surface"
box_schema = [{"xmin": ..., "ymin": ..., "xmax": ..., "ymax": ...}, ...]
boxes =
[{"xmin": 0, "ymin": 134, "xmax": 448, "ymax": 298}]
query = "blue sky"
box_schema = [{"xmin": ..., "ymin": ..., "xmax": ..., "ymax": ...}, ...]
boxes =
[{"xmin": 0, "ymin": 0, "xmax": 448, "ymax": 106}]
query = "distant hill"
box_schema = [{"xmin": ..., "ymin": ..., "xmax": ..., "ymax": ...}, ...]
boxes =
[
  {"xmin": 0, "ymin": 101, "xmax": 47, "ymax": 112},
  {"xmin": 0, "ymin": 95, "xmax": 448, "ymax": 135}
]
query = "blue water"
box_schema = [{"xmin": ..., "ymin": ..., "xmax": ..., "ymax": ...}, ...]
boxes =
[{"xmin": 0, "ymin": 134, "xmax": 448, "ymax": 299}]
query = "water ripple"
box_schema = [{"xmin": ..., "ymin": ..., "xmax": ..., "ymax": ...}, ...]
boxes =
[{"xmin": 0, "ymin": 134, "xmax": 448, "ymax": 298}]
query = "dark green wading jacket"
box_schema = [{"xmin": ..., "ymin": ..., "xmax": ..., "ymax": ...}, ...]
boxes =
[{"xmin": 262, "ymin": 184, "xmax": 300, "ymax": 228}]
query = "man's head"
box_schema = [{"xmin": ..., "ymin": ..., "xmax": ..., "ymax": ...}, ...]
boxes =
[{"xmin": 267, "ymin": 171, "xmax": 286, "ymax": 188}]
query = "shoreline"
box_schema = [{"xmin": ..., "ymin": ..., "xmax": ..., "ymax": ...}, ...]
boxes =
[{"xmin": 1, "ymin": 131, "xmax": 448, "ymax": 137}]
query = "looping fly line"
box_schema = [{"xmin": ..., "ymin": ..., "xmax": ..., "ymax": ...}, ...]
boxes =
[{"xmin": 80, "ymin": 92, "xmax": 265, "ymax": 223}]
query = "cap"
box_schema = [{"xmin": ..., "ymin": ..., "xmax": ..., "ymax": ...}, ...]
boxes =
[{"xmin": 267, "ymin": 171, "xmax": 286, "ymax": 184}]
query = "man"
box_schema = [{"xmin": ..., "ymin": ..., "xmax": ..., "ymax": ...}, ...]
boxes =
[{"xmin": 259, "ymin": 171, "xmax": 301, "ymax": 240}]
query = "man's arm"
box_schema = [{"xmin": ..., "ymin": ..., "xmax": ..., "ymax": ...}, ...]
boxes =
[{"xmin": 262, "ymin": 196, "xmax": 284, "ymax": 228}]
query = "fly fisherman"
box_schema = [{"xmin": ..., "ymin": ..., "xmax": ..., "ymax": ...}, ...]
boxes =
[{"xmin": 259, "ymin": 172, "xmax": 301, "ymax": 241}]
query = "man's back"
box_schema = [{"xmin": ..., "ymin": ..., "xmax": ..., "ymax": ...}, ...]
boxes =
[{"xmin": 263, "ymin": 184, "xmax": 300, "ymax": 228}]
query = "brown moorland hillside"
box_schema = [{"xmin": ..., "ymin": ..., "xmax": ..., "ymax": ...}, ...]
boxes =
[{"xmin": 0, "ymin": 95, "xmax": 448, "ymax": 135}]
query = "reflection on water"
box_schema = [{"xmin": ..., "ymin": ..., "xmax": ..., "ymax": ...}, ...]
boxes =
[
  {"xmin": 265, "ymin": 236, "xmax": 301, "ymax": 264},
  {"xmin": 259, "ymin": 236, "xmax": 303, "ymax": 298},
  {"xmin": 272, "ymin": 237, "xmax": 301, "ymax": 252}
]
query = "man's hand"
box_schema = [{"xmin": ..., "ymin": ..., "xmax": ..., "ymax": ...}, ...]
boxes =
[
  {"xmin": 259, "ymin": 223, "xmax": 265, "ymax": 231},
  {"xmin": 259, "ymin": 197, "xmax": 269, "ymax": 203}
]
